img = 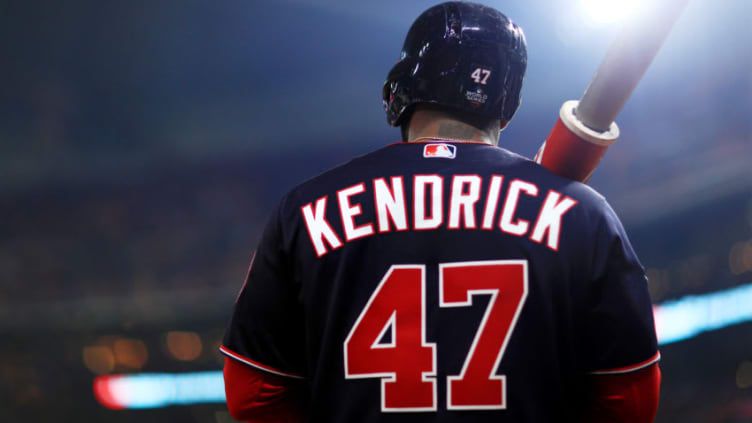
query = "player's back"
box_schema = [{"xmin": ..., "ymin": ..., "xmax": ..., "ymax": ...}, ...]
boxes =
[{"xmin": 230, "ymin": 140, "xmax": 657, "ymax": 422}]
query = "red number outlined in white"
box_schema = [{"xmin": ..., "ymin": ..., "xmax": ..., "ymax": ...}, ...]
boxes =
[
  {"xmin": 343, "ymin": 265, "xmax": 438, "ymax": 412},
  {"xmin": 440, "ymin": 260, "xmax": 528, "ymax": 410},
  {"xmin": 344, "ymin": 261, "xmax": 528, "ymax": 412}
]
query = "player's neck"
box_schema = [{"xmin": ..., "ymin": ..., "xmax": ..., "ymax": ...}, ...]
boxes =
[{"xmin": 405, "ymin": 108, "xmax": 500, "ymax": 145}]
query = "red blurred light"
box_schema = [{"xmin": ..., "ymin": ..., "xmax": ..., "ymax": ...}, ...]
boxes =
[{"xmin": 93, "ymin": 375, "xmax": 125, "ymax": 409}]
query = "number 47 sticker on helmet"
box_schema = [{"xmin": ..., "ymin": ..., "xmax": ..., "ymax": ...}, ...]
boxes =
[
  {"xmin": 470, "ymin": 68, "xmax": 491, "ymax": 85},
  {"xmin": 344, "ymin": 260, "xmax": 528, "ymax": 412}
]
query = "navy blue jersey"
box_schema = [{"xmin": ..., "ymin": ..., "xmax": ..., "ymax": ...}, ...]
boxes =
[{"xmin": 222, "ymin": 141, "xmax": 659, "ymax": 422}]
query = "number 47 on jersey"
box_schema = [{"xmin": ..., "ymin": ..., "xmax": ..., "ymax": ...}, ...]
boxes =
[{"xmin": 344, "ymin": 260, "xmax": 528, "ymax": 412}]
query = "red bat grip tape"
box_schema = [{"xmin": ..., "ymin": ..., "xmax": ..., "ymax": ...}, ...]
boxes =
[{"xmin": 534, "ymin": 100, "xmax": 619, "ymax": 183}]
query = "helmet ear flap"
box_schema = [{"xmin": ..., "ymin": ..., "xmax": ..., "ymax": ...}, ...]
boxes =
[{"xmin": 383, "ymin": 58, "xmax": 417, "ymax": 127}]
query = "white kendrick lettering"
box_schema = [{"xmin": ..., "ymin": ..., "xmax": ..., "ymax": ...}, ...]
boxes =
[
  {"xmin": 301, "ymin": 196, "xmax": 343, "ymax": 257},
  {"xmin": 448, "ymin": 175, "xmax": 481, "ymax": 229},
  {"xmin": 373, "ymin": 177, "xmax": 408, "ymax": 232},
  {"xmin": 338, "ymin": 183, "xmax": 375, "ymax": 241},
  {"xmin": 499, "ymin": 180, "xmax": 538, "ymax": 236},
  {"xmin": 530, "ymin": 191, "xmax": 578, "ymax": 251},
  {"xmin": 481, "ymin": 175, "xmax": 503, "ymax": 230},
  {"xmin": 414, "ymin": 175, "xmax": 443, "ymax": 230},
  {"xmin": 300, "ymin": 175, "xmax": 577, "ymax": 256}
]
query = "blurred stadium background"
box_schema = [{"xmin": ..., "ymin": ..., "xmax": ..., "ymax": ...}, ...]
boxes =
[{"xmin": 1, "ymin": 0, "xmax": 750, "ymax": 421}]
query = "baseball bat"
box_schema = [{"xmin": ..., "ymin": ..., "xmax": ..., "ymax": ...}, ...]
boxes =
[{"xmin": 535, "ymin": 0, "xmax": 690, "ymax": 183}]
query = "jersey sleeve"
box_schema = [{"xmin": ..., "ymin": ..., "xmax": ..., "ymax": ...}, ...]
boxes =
[
  {"xmin": 221, "ymin": 199, "xmax": 306, "ymax": 379},
  {"xmin": 584, "ymin": 363, "xmax": 661, "ymax": 423},
  {"xmin": 581, "ymin": 199, "xmax": 660, "ymax": 374},
  {"xmin": 223, "ymin": 356, "xmax": 306, "ymax": 422}
]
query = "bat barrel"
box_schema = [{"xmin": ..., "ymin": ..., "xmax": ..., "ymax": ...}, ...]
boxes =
[{"xmin": 575, "ymin": 0, "xmax": 690, "ymax": 132}]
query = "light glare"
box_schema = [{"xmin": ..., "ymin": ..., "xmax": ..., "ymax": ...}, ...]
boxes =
[{"xmin": 580, "ymin": 0, "xmax": 641, "ymax": 24}]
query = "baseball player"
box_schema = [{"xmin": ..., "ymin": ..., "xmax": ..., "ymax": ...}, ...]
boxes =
[{"xmin": 221, "ymin": 2, "xmax": 661, "ymax": 422}]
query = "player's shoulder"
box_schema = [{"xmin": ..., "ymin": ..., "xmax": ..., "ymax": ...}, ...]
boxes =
[
  {"xmin": 526, "ymin": 162, "xmax": 624, "ymax": 234},
  {"xmin": 273, "ymin": 147, "xmax": 382, "ymax": 214},
  {"xmin": 278, "ymin": 141, "xmax": 430, "ymax": 196},
  {"xmin": 504, "ymin": 154, "xmax": 629, "ymax": 248},
  {"xmin": 495, "ymin": 146, "xmax": 609, "ymax": 207},
  {"xmin": 285, "ymin": 148, "xmax": 379, "ymax": 193}
]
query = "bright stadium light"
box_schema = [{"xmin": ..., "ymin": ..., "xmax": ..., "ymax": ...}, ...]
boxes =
[{"xmin": 579, "ymin": 0, "xmax": 645, "ymax": 24}]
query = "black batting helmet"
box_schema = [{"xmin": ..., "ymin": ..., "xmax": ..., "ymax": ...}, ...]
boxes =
[{"xmin": 383, "ymin": 1, "xmax": 527, "ymax": 127}]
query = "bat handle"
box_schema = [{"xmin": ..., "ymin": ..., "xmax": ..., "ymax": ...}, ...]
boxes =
[{"xmin": 534, "ymin": 100, "xmax": 619, "ymax": 183}]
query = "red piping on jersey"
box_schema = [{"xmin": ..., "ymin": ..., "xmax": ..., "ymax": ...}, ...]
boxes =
[
  {"xmin": 589, "ymin": 351, "xmax": 661, "ymax": 375},
  {"xmin": 220, "ymin": 345, "xmax": 304, "ymax": 379},
  {"xmin": 385, "ymin": 139, "xmax": 500, "ymax": 148}
]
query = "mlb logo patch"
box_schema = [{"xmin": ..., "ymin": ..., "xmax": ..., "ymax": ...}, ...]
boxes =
[{"xmin": 423, "ymin": 143, "xmax": 456, "ymax": 159}]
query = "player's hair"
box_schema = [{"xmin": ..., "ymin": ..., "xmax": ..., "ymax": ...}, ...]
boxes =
[{"xmin": 383, "ymin": 1, "xmax": 527, "ymax": 130}]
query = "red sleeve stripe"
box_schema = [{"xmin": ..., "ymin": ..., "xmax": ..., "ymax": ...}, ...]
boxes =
[
  {"xmin": 589, "ymin": 351, "xmax": 661, "ymax": 375},
  {"xmin": 219, "ymin": 345, "xmax": 304, "ymax": 380}
]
